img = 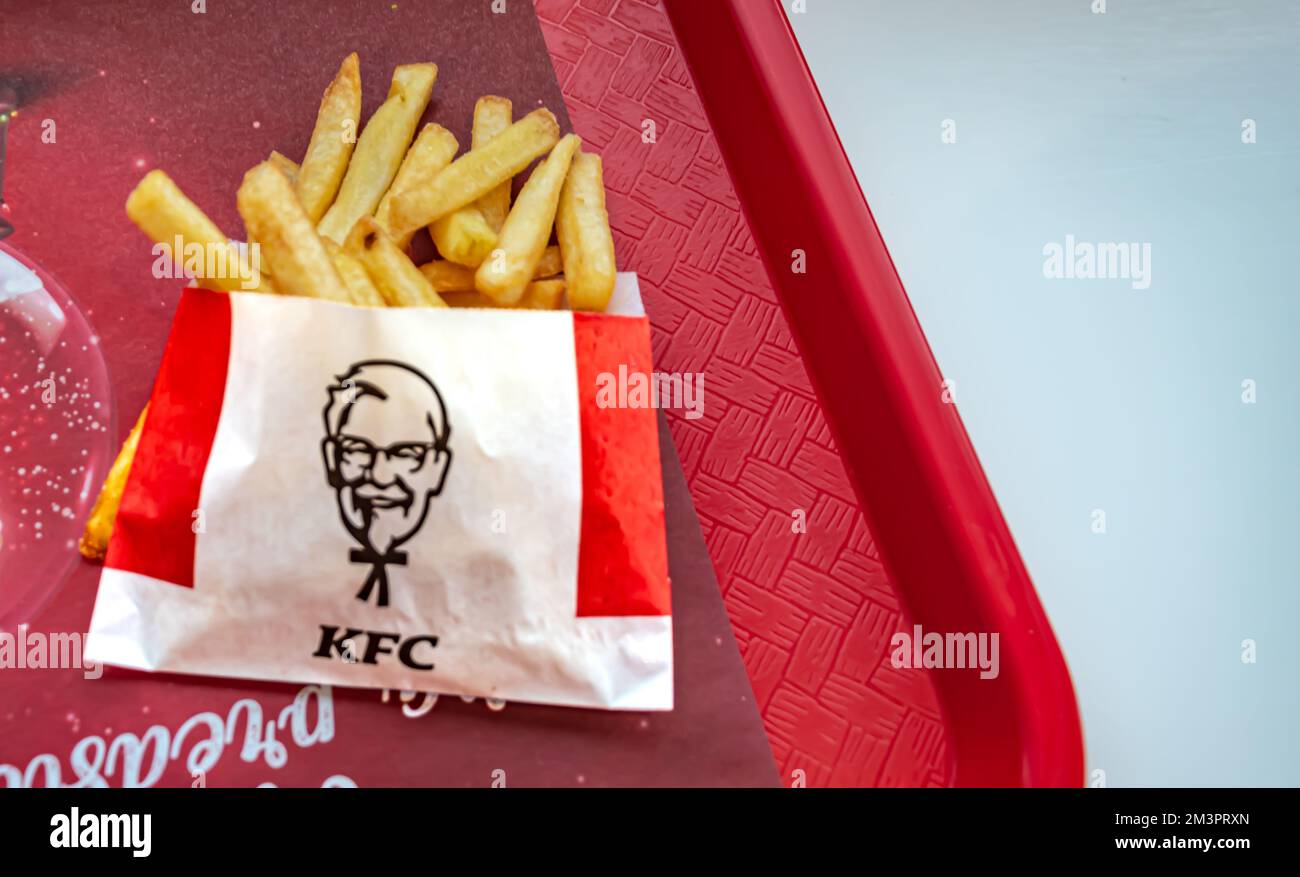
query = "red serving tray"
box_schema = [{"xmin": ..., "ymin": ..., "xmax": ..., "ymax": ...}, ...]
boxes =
[
  {"xmin": 538, "ymin": 0, "xmax": 1080, "ymax": 785},
  {"xmin": 538, "ymin": 0, "xmax": 957, "ymax": 786},
  {"xmin": 657, "ymin": 0, "xmax": 1084, "ymax": 786}
]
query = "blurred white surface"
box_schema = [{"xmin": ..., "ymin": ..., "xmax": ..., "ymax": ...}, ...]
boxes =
[{"xmin": 791, "ymin": 0, "xmax": 1300, "ymax": 786}]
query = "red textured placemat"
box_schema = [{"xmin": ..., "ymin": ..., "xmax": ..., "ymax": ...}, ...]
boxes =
[{"xmin": 536, "ymin": 0, "xmax": 954, "ymax": 787}]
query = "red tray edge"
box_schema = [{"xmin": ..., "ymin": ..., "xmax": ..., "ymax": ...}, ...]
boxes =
[{"xmin": 662, "ymin": 0, "xmax": 1084, "ymax": 787}]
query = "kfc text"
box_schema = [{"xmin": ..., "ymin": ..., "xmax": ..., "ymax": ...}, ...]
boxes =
[{"xmin": 313, "ymin": 625, "xmax": 440, "ymax": 670}]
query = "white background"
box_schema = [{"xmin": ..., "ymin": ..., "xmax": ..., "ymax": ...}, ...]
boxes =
[{"xmin": 791, "ymin": 0, "xmax": 1299, "ymax": 785}]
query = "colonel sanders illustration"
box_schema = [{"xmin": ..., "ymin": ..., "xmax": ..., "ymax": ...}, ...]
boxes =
[{"xmin": 320, "ymin": 360, "xmax": 452, "ymax": 607}]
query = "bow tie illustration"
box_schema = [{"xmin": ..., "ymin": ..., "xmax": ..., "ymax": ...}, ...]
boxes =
[{"xmin": 349, "ymin": 546, "xmax": 408, "ymax": 608}]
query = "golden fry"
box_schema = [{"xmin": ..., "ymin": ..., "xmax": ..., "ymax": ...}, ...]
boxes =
[
  {"xmin": 419, "ymin": 245, "xmax": 560, "ymax": 293},
  {"xmin": 268, "ymin": 150, "xmax": 301, "ymax": 186},
  {"xmin": 427, "ymin": 97, "xmax": 513, "ymax": 263},
  {"xmin": 556, "ymin": 150, "xmax": 617, "ymax": 312},
  {"xmin": 442, "ymin": 279, "xmax": 565, "ymax": 310},
  {"xmin": 534, "ymin": 244, "xmax": 563, "ymax": 278},
  {"xmin": 345, "ymin": 216, "xmax": 446, "ymax": 308},
  {"xmin": 78, "ymin": 406, "xmax": 148, "ymax": 561},
  {"xmin": 373, "ymin": 123, "xmax": 459, "ymax": 247},
  {"xmin": 388, "ymin": 108, "xmax": 560, "ymax": 238},
  {"xmin": 430, "ymin": 207, "xmax": 497, "ymax": 267},
  {"xmin": 472, "ymin": 96, "xmax": 514, "ymax": 232},
  {"xmin": 238, "ymin": 161, "xmax": 351, "ymax": 302},
  {"xmin": 296, "ymin": 53, "xmax": 362, "ymax": 223},
  {"xmin": 418, "ymin": 259, "xmax": 477, "ymax": 293},
  {"xmin": 318, "ymin": 62, "xmax": 438, "ymax": 243},
  {"xmin": 475, "ymin": 133, "xmax": 580, "ymax": 304},
  {"xmin": 126, "ymin": 170, "xmax": 272, "ymax": 293},
  {"xmin": 323, "ymin": 238, "xmax": 387, "ymax": 307}
]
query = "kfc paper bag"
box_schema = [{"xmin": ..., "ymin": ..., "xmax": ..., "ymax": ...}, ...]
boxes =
[{"xmin": 85, "ymin": 275, "xmax": 672, "ymax": 711}]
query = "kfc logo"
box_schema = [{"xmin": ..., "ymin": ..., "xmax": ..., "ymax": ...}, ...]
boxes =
[{"xmin": 320, "ymin": 360, "xmax": 452, "ymax": 608}]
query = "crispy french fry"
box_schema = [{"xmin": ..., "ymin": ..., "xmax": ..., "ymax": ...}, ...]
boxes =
[
  {"xmin": 418, "ymin": 259, "xmax": 471, "ymax": 293},
  {"xmin": 556, "ymin": 150, "xmax": 617, "ymax": 312},
  {"xmin": 389, "ymin": 108, "xmax": 560, "ymax": 238},
  {"xmin": 268, "ymin": 150, "xmax": 301, "ymax": 186},
  {"xmin": 238, "ymin": 161, "xmax": 351, "ymax": 302},
  {"xmin": 373, "ymin": 123, "xmax": 459, "ymax": 247},
  {"xmin": 318, "ymin": 62, "xmax": 438, "ymax": 243},
  {"xmin": 323, "ymin": 238, "xmax": 386, "ymax": 307},
  {"xmin": 475, "ymin": 133, "xmax": 580, "ymax": 304},
  {"xmin": 77, "ymin": 407, "xmax": 149, "ymax": 560},
  {"xmin": 419, "ymin": 245, "xmax": 560, "ymax": 293},
  {"xmin": 472, "ymin": 96, "xmax": 513, "ymax": 232},
  {"xmin": 418, "ymin": 259, "xmax": 477, "ymax": 293},
  {"xmin": 126, "ymin": 170, "xmax": 272, "ymax": 293},
  {"xmin": 345, "ymin": 216, "xmax": 446, "ymax": 308},
  {"xmin": 442, "ymin": 279, "xmax": 565, "ymax": 310},
  {"xmin": 426, "ymin": 97, "xmax": 515, "ymax": 264},
  {"xmin": 520, "ymin": 278, "xmax": 565, "ymax": 310},
  {"xmin": 296, "ymin": 53, "xmax": 362, "ymax": 224},
  {"xmin": 430, "ymin": 206, "xmax": 497, "ymax": 267},
  {"xmin": 534, "ymin": 244, "xmax": 564, "ymax": 279}
]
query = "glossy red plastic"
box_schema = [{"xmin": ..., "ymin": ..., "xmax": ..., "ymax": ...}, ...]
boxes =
[{"xmin": 662, "ymin": 0, "xmax": 1084, "ymax": 787}]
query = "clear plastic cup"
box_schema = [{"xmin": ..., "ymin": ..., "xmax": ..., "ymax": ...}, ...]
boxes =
[{"xmin": 0, "ymin": 242, "xmax": 115, "ymax": 629}]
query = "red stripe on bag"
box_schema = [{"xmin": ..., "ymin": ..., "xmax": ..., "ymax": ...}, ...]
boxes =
[
  {"xmin": 104, "ymin": 288, "xmax": 232, "ymax": 586},
  {"xmin": 572, "ymin": 312, "xmax": 671, "ymax": 617}
]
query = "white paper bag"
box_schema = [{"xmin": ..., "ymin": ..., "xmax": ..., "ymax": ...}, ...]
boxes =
[{"xmin": 86, "ymin": 275, "xmax": 672, "ymax": 710}]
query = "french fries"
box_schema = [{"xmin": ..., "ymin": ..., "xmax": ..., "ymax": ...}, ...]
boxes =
[
  {"xmin": 82, "ymin": 56, "xmax": 625, "ymax": 565},
  {"xmin": 324, "ymin": 238, "xmax": 386, "ymax": 307},
  {"xmin": 472, "ymin": 96, "xmax": 513, "ymax": 232},
  {"xmin": 268, "ymin": 150, "xmax": 301, "ymax": 186},
  {"xmin": 533, "ymin": 244, "xmax": 564, "ymax": 279},
  {"xmin": 556, "ymin": 150, "xmax": 617, "ymax": 312},
  {"xmin": 78, "ymin": 407, "xmax": 149, "ymax": 561},
  {"xmin": 427, "ymin": 96, "xmax": 515, "ymax": 264},
  {"xmin": 388, "ymin": 108, "xmax": 560, "ymax": 239},
  {"xmin": 295, "ymin": 53, "xmax": 361, "ymax": 223},
  {"xmin": 318, "ymin": 62, "xmax": 438, "ymax": 244},
  {"xmin": 419, "ymin": 245, "xmax": 560, "ymax": 292},
  {"xmin": 429, "ymin": 207, "xmax": 497, "ymax": 268},
  {"xmin": 238, "ymin": 161, "xmax": 351, "ymax": 302},
  {"xmin": 442, "ymin": 279, "xmax": 565, "ymax": 311},
  {"xmin": 373, "ymin": 123, "xmax": 459, "ymax": 247},
  {"xmin": 476, "ymin": 133, "xmax": 580, "ymax": 305},
  {"xmin": 126, "ymin": 170, "xmax": 272, "ymax": 293},
  {"xmin": 345, "ymin": 216, "xmax": 446, "ymax": 308}
]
